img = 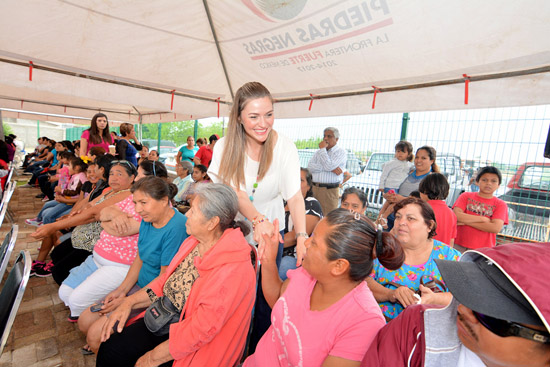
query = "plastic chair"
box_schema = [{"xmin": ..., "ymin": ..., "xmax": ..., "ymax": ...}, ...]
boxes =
[
  {"xmin": 0, "ymin": 250, "xmax": 31, "ymax": 356},
  {"xmin": 0, "ymin": 225, "xmax": 18, "ymax": 285}
]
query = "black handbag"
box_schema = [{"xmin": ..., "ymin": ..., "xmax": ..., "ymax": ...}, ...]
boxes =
[{"xmin": 144, "ymin": 293, "xmax": 182, "ymax": 336}]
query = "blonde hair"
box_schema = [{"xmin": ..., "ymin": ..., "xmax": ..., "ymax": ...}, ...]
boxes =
[{"xmin": 218, "ymin": 82, "xmax": 275, "ymax": 189}]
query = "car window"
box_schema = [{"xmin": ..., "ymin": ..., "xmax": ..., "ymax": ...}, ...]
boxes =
[
  {"xmin": 366, "ymin": 154, "xmax": 393, "ymax": 171},
  {"xmin": 347, "ymin": 152, "xmax": 361, "ymax": 174},
  {"xmin": 519, "ymin": 166, "xmax": 550, "ymax": 191}
]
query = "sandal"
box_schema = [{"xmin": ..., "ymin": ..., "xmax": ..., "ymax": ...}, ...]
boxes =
[{"xmin": 81, "ymin": 345, "xmax": 94, "ymax": 355}]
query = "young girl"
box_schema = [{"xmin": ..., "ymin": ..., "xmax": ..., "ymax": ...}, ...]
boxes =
[
  {"xmin": 56, "ymin": 152, "xmax": 72, "ymax": 189},
  {"xmin": 148, "ymin": 149, "xmax": 159, "ymax": 162},
  {"xmin": 376, "ymin": 141, "xmax": 414, "ymax": 228},
  {"xmin": 178, "ymin": 164, "xmax": 209, "ymax": 204},
  {"xmin": 40, "ymin": 151, "xmax": 73, "ymax": 201},
  {"xmin": 453, "ymin": 166, "xmax": 508, "ymax": 252},
  {"xmin": 80, "ymin": 113, "xmax": 112, "ymax": 155},
  {"xmin": 137, "ymin": 145, "xmax": 149, "ymax": 165},
  {"xmin": 28, "ymin": 157, "xmax": 89, "ymax": 227}
]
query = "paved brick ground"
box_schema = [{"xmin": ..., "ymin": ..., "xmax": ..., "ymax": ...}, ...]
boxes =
[{"xmin": 0, "ymin": 175, "xmax": 95, "ymax": 367}]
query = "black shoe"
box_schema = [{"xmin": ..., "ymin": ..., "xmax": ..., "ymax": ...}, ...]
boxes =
[
  {"xmin": 67, "ymin": 315, "xmax": 79, "ymax": 323},
  {"xmin": 34, "ymin": 261, "xmax": 53, "ymax": 277},
  {"xmin": 35, "ymin": 193, "xmax": 46, "ymax": 198}
]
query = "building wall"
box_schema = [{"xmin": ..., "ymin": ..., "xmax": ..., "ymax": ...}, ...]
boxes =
[{"xmin": 3, "ymin": 118, "xmax": 66, "ymax": 151}]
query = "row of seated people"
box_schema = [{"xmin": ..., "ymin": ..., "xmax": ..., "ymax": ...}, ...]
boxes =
[{"xmin": 23, "ymin": 156, "xmax": 548, "ymax": 366}]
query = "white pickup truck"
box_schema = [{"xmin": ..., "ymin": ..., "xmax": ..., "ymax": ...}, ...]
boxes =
[{"xmin": 343, "ymin": 152, "xmax": 465, "ymax": 216}]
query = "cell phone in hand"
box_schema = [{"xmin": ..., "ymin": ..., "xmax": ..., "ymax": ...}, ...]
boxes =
[{"xmin": 90, "ymin": 303, "xmax": 103, "ymax": 312}]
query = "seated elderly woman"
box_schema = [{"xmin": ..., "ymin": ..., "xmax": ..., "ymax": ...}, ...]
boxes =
[
  {"xmin": 78, "ymin": 176, "xmax": 188, "ymax": 353},
  {"xmin": 244, "ymin": 209, "xmax": 404, "ymax": 366},
  {"xmin": 57, "ymin": 161, "xmax": 143, "ymax": 321},
  {"xmin": 173, "ymin": 160, "xmax": 193, "ymax": 200},
  {"xmin": 340, "ymin": 187, "xmax": 368, "ymax": 214},
  {"xmin": 96, "ymin": 183, "xmax": 256, "ymax": 367},
  {"xmin": 366, "ymin": 197, "xmax": 461, "ymax": 320}
]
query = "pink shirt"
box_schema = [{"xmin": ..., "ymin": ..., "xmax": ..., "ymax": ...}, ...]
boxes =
[
  {"xmin": 93, "ymin": 195, "xmax": 142, "ymax": 264},
  {"xmin": 58, "ymin": 166, "xmax": 70, "ymax": 190},
  {"xmin": 245, "ymin": 267, "xmax": 385, "ymax": 366},
  {"xmin": 81, "ymin": 129, "xmax": 111, "ymax": 154}
]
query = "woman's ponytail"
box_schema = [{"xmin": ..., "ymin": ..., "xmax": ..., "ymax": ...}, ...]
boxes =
[{"xmin": 373, "ymin": 231, "xmax": 405, "ymax": 271}]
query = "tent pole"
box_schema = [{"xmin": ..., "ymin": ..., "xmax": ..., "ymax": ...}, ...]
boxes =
[
  {"xmin": 194, "ymin": 120, "xmax": 198, "ymax": 141},
  {"xmin": 138, "ymin": 114, "xmax": 143, "ymax": 142},
  {"xmin": 400, "ymin": 113, "xmax": 409, "ymax": 140},
  {"xmin": 202, "ymin": 0, "xmax": 235, "ymax": 101},
  {"xmin": 0, "ymin": 110, "xmax": 4, "ymax": 140},
  {"xmin": 157, "ymin": 124, "xmax": 161, "ymax": 151}
]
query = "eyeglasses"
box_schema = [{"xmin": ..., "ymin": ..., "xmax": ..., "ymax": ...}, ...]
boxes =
[{"xmin": 473, "ymin": 311, "xmax": 550, "ymax": 344}]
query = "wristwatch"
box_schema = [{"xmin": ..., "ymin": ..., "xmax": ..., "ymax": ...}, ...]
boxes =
[{"xmin": 296, "ymin": 232, "xmax": 309, "ymax": 239}]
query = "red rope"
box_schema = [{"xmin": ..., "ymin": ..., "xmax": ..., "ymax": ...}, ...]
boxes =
[
  {"xmin": 371, "ymin": 86, "xmax": 380, "ymax": 109},
  {"xmin": 170, "ymin": 90, "xmax": 175, "ymax": 110},
  {"xmin": 29, "ymin": 61, "xmax": 34, "ymax": 81},
  {"xmin": 463, "ymin": 74, "xmax": 470, "ymax": 105},
  {"xmin": 309, "ymin": 93, "xmax": 320, "ymax": 111}
]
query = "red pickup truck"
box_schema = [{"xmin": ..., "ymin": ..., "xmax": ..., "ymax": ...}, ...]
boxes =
[{"xmin": 499, "ymin": 162, "xmax": 550, "ymax": 242}]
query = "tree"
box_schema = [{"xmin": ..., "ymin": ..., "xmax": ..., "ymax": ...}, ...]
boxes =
[
  {"xmin": 294, "ymin": 137, "xmax": 321, "ymax": 149},
  {"xmin": 197, "ymin": 121, "xmax": 224, "ymax": 140},
  {"xmin": 142, "ymin": 120, "xmax": 224, "ymax": 145}
]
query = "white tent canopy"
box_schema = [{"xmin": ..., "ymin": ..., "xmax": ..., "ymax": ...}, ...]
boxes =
[{"xmin": 1, "ymin": 0, "xmax": 550, "ymax": 124}]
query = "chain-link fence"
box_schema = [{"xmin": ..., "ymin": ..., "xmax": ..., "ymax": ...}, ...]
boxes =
[{"xmin": 276, "ymin": 105, "xmax": 550, "ymax": 244}]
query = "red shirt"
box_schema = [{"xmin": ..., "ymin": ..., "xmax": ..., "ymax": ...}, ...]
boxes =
[
  {"xmin": 428, "ymin": 200, "xmax": 457, "ymax": 246},
  {"xmin": 194, "ymin": 146, "xmax": 213, "ymax": 168},
  {"xmin": 453, "ymin": 192, "xmax": 508, "ymax": 249}
]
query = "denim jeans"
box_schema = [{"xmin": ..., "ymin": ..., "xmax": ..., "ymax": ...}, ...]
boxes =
[{"xmin": 38, "ymin": 201, "xmax": 72, "ymax": 224}]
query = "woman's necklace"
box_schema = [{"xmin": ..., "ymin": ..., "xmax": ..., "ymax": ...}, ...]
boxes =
[
  {"xmin": 249, "ymin": 175, "xmax": 259, "ymax": 202},
  {"xmin": 102, "ymin": 188, "xmax": 130, "ymax": 201}
]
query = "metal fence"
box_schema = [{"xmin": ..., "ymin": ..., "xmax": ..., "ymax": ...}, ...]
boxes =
[{"xmin": 276, "ymin": 104, "xmax": 550, "ymax": 244}]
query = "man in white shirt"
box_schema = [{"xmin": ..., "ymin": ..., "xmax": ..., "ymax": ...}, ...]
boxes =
[{"xmin": 307, "ymin": 127, "xmax": 347, "ymax": 215}]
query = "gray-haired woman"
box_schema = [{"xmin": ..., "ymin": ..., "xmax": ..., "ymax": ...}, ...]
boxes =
[
  {"xmin": 97, "ymin": 183, "xmax": 257, "ymax": 367},
  {"xmin": 174, "ymin": 160, "xmax": 193, "ymax": 201}
]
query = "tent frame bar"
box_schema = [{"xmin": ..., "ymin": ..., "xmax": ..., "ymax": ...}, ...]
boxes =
[
  {"xmin": 0, "ymin": 95, "xmax": 140, "ymax": 117},
  {"xmin": 0, "ymin": 57, "xmax": 232, "ymax": 105},
  {"xmin": 274, "ymin": 65, "xmax": 550, "ymax": 103},
  {"xmin": 202, "ymin": 0, "xmax": 235, "ymax": 101},
  {"xmin": 1, "ymin": 55, "xmax": 548, "ymax": 112}
]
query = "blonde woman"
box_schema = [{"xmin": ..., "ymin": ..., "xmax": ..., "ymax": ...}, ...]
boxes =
[{"xmin": 208, "ymin": 81, "xmax": 306, "ymax": 350}]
